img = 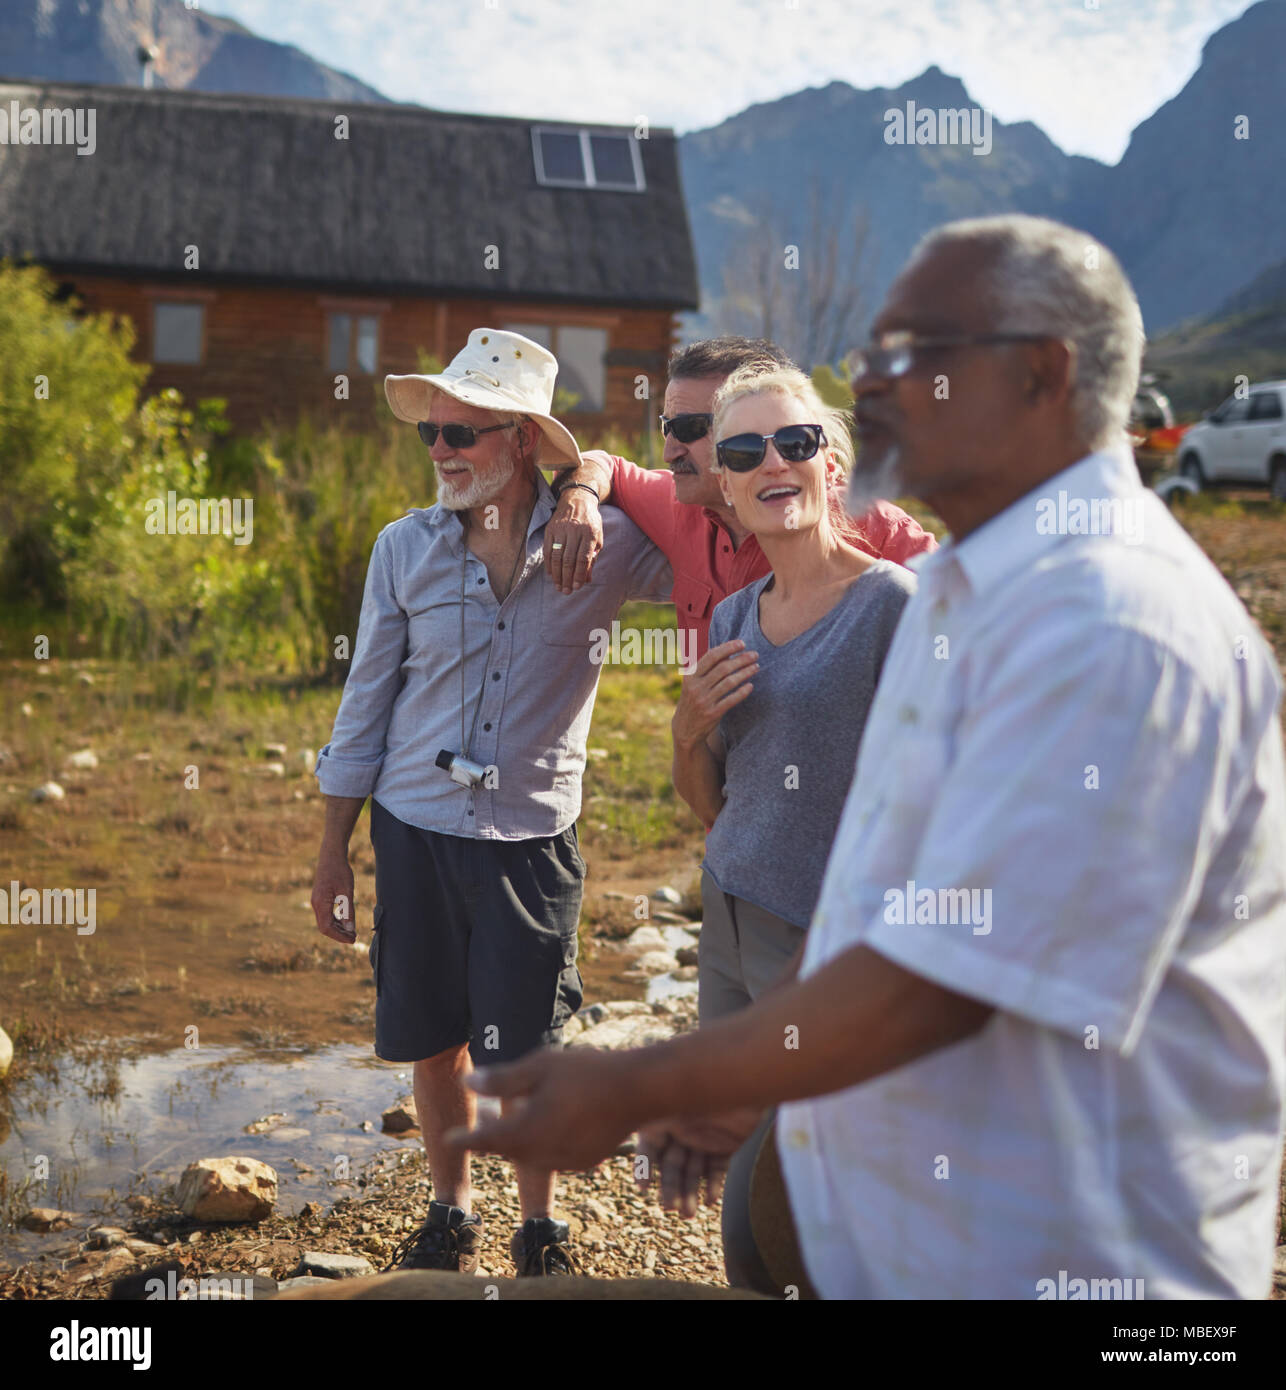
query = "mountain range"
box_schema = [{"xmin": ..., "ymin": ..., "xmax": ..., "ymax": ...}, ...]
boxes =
[
  {"xmin": 2, "ymin": 0, "xmax": 1283, "ymax": 355},
  {"xmin": 0, "ymin": 0, "xmax": 385, "ymax": 104}
]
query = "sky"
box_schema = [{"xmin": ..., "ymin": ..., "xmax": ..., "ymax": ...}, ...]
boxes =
[{"xmin": 206, "ymin": 0, "xmax": 1255, "ymax": 165}]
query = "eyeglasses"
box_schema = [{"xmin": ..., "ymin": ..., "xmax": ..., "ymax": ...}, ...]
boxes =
[
  {"xmin": 716, "ymin": 424, "xmax": 827, "ymax": 473},
  {"xmin": 658, "ymin": 413, "xmax": 713, "ymax": 444},
  {"xmin": 418, "ymin": 420, "xmax": 518, "ymax": 449},
  {"xmin": 845, "ymin": 331, "xmax": 1054, "ymax": 383}
]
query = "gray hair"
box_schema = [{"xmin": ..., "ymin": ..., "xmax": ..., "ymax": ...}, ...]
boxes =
[{"xmin": 906, "ymin": 215, "xmax": 1144, "ymax": 452}]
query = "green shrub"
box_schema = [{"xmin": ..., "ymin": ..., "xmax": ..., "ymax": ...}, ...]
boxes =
[{"xmin": 0, "ymin": 261, "xmax": 149, "ymax": 603}]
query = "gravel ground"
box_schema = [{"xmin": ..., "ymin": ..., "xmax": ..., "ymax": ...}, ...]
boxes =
[{"xmin": 0, "ymin": 1147, "xmax": 729, "ymax": 1299}]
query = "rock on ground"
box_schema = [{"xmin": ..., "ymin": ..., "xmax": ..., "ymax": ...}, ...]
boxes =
[
  {"xmin": 176, "ymin": 1157, "xmax": 278, "ymax": 1223},
  {"xmin": 294, "ymin": 1250, "xmax": 374, "ymax": 1278},
  {"xmin": 381, "ymin": 1097, "xmax": 419, "ymax": 1134}
]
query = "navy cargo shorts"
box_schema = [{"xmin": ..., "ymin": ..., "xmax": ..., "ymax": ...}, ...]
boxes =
[{"xmin": 367, "ymin": 798, "xmax": 585, "ymax": 1066}]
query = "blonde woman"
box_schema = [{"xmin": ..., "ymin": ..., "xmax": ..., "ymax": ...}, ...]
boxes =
[{"xmin": 669, "ymin": 363, "xmax": 918, "ymax": 1291}]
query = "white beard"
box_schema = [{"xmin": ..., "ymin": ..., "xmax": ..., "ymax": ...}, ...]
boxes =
[
  {"xmin": 436, "ymin": 453, "xmax": 517, "ymax": 511},
  {"xmin": 846, "ymin": 443, "xmax": 905, "ymax": 517}
]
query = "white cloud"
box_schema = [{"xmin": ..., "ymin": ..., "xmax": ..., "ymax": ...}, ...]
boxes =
[{"xmin": 205, "ymin": 0, "xmax": 1255, "ymax": 162}]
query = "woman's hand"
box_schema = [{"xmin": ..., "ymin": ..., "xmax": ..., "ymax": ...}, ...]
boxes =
[{"xmin": 672, "ymin": 639, "xmax": 759, "ymax": 749}]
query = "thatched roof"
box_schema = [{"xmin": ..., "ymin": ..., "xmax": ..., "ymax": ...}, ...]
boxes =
[{"xmin": 0, "ymin": 79, "xmax": 699, "ymax": 309}]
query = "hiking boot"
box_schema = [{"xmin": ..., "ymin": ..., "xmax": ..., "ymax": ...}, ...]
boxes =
[
  {"xmin": 383, "ymin": 1200, "xmax": 484, "ymax": 1274},
  {"xmin": 509, "ymin": 1216, "xmax": 580, "ymax": 1276}
]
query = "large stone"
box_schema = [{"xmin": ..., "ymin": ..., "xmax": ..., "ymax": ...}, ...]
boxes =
[
  {"xmin": 652, "ymin": 886, "xmax": 682, "ymax": 906},
  {"xmin": 176, "ymin": 1157, "xmax": 278, "ymax": 1223},
  {"xmin": 600, "ymin": 1000, "xmax": 654, "ymax": 1018},
  {"xmin": 29, "ymin": 781, "xmax": 65, "ymax": 802},
  {"xmin": 567, "ymin": 1014, "xmax": 678, "ymax": 1051},
  {"xmin": 624, "ymin": 925, "xmax": 667, "ymax": 953},
  {"xmin": 294, "ymin": 1250, "xmax": 374, "ymax": 1279},
  {"xmin": 87, "ymin": 1226, "xmax": 128, "ymax": 1249},
  {"xmin": 243, "ymin": 1113, "xmax": 289, "ymax": 1135},
  {"xmin": 625, "ymin": 950, "xmax": 679, "ymax": 977},
  {"xmin": 21, "ymin": 1207, "xmax": 81, "ymax": 1233},
  {"xmin": 0, "ymin": 1024, "xmax": 11, "ymax": 1080},
  {"xmin": 381, "ymin": 1097, "xmax": 419, "ymax": 1134},
  {"xmin": 65, "ymin": 749, "xmax": 98, "ymax": 770}
]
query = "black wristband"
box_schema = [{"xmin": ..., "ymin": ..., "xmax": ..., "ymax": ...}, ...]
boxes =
[{"xmin": 554, "ymin": 480, "xmax": 601, "ymax": 503}]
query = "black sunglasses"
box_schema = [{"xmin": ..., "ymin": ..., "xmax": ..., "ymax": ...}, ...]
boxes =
[
  {"xmin": 658, "ymin": 412, "xmax": 712, "ymax": 444},
  {"xmin": 716, "ymin": 424, "xmax": 827, "ymax": 473},
  {"xmin": 418, "ymin": 420, "xmax": 518, "ymax": 449}
]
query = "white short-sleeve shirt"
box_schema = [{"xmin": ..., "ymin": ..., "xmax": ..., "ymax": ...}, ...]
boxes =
[{"xmin": 779, "ymin": 446, "xmax": 1286, "ymax": 1300}]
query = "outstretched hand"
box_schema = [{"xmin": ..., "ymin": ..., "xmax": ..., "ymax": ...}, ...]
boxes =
[
  {"xmin": 636, "ymin": 1109, "xmax": 765, "ymax": 1217},
  {"xmin": 445, "ymin": 1045, "xmax": 639, "ymax": 1172}
]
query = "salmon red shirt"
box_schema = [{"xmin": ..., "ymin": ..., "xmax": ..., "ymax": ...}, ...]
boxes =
[{"xmin": 606, "ymin": 456, "xmax": 938, "ymax": 656}]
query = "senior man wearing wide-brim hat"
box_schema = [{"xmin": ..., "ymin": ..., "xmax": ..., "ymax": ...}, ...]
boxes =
[{"xmin": 310, "ymin": 328, "xmax": 673, "ymax": 1277}]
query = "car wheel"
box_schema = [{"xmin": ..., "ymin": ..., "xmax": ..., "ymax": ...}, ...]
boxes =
[
  {"xmin": 1179, "ymin": 452, "xmax": 1205, "ymax": 488},
  {"xmin": 1271, "ymin": 456, "xmax": 1286, "ymax": 504}
]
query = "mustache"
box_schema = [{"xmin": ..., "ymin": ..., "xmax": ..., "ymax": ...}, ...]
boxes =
[{"xmin": 853, "ymin": 409, "xmax": 895, "ymax": 433}]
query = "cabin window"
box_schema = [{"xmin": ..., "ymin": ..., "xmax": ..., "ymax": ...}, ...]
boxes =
[
  {"xmin": 328, "ymin": 312, "xmax": 380, "ymax": 375},
  {"xmin": 504, "ymin": 323, "xmax": 607, "ymax": 412},
  {"xmin": 152, "ymin": 302, "xmax": 204, "ymax": 364},
  {"xmin": 531, "ymin": 128, "xmax": 645, "ymax": 192}
]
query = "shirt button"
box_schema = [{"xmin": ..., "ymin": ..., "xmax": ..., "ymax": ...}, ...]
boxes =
[
  {"xmin": 497, "ymin": 621, "xmax": 505, "ymax": 630},
  {"xmin": 483, "ymin": 722, "xmax": 492, "ymax": 731},
  {"xmin": 492, "ymin": 671, "xmax": 501, "ymax": 681},
  {"xmin": 477, "ymin": 577, "xmax": 485, "ymax": 585},
  {"xmin": 467, "ymin": 808, "xmax": 474, "ymax": 816},
  {"xmin": 787, "ymin": 1129, "xmax": 809, "ymax": 1150},
  {"xmin": 899, "ymin": 705, "xmax": 918, "ymax": 724}
]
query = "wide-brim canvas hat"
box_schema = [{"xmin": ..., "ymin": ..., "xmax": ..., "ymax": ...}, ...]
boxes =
[{"xmin": 385, "ymin": 328, "xmax": 582, "ymax": 470}]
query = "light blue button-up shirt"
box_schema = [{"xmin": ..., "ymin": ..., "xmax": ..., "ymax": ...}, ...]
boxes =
[{"xmin": 315, "ymin": 474, "xmax": 673, "ymax": 839}]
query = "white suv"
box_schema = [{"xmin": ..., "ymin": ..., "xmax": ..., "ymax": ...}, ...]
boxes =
[{"xmin": 1177, "ymin": 382, "xmax": 1286, "ymax": 500}]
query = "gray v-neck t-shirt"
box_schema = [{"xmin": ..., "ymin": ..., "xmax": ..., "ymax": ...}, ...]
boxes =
[{"xmin": 702, "ymin": 559, "xmax": 916, "ymax": 927}]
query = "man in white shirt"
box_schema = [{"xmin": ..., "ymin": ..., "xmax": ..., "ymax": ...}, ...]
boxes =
[{"xmin": 450, "ymin": 214, "xmax": 1286, "ymax": 1300}]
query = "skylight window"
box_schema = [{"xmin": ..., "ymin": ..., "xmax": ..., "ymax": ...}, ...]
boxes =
[{"xmin": 532, "ymin": 127, "xmax": 645, "ymax": 192}]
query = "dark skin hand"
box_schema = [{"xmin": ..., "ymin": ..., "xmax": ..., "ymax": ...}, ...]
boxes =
[{"xmin": 446, "ymin": 943, "xmax": 994, "ymax": 1179}]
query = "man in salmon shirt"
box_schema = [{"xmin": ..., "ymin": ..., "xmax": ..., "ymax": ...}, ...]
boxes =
[{"xmin": 543, "ymin": 336, "xmax": 935, "ymax": 649}]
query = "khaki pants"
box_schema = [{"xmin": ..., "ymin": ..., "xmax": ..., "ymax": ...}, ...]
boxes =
[{"xmin": 698, "ymin": 869, "xmax": 809, "ymax": 1295}]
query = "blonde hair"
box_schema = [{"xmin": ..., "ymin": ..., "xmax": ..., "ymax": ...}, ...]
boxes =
[
  {"xmin": 712, "ymin": 364, "xmax": 854, "ymax": 474},
  {"xmin": 711, "ymin": 364, "xmax": 878, "ymax": 548}
]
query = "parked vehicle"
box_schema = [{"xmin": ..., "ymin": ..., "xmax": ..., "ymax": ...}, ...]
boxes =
[
  {"xmin": 1128, "ymin": 376, "xmax": 1188, "ymax": 486},
  {"xmin": 1176, "ymin": 381, "xmax": 1286, "ymax": 501}
]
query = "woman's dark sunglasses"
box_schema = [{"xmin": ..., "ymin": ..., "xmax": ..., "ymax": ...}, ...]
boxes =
[
  {"xmin": 658, "ymin": 412, "xmax": 712, "ymax": 444},
  {"xmin": 716, "ymin": 424, "xmax": 827, "ymax": 473},
  {"xmin": 418, "ymin": 420, "xmax": 517, "ymax": 449}
]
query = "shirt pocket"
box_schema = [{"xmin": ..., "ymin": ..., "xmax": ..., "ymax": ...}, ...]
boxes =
[{"xmin": 673, "ymin": 575, "xmax": 713, "ymax": 627}]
